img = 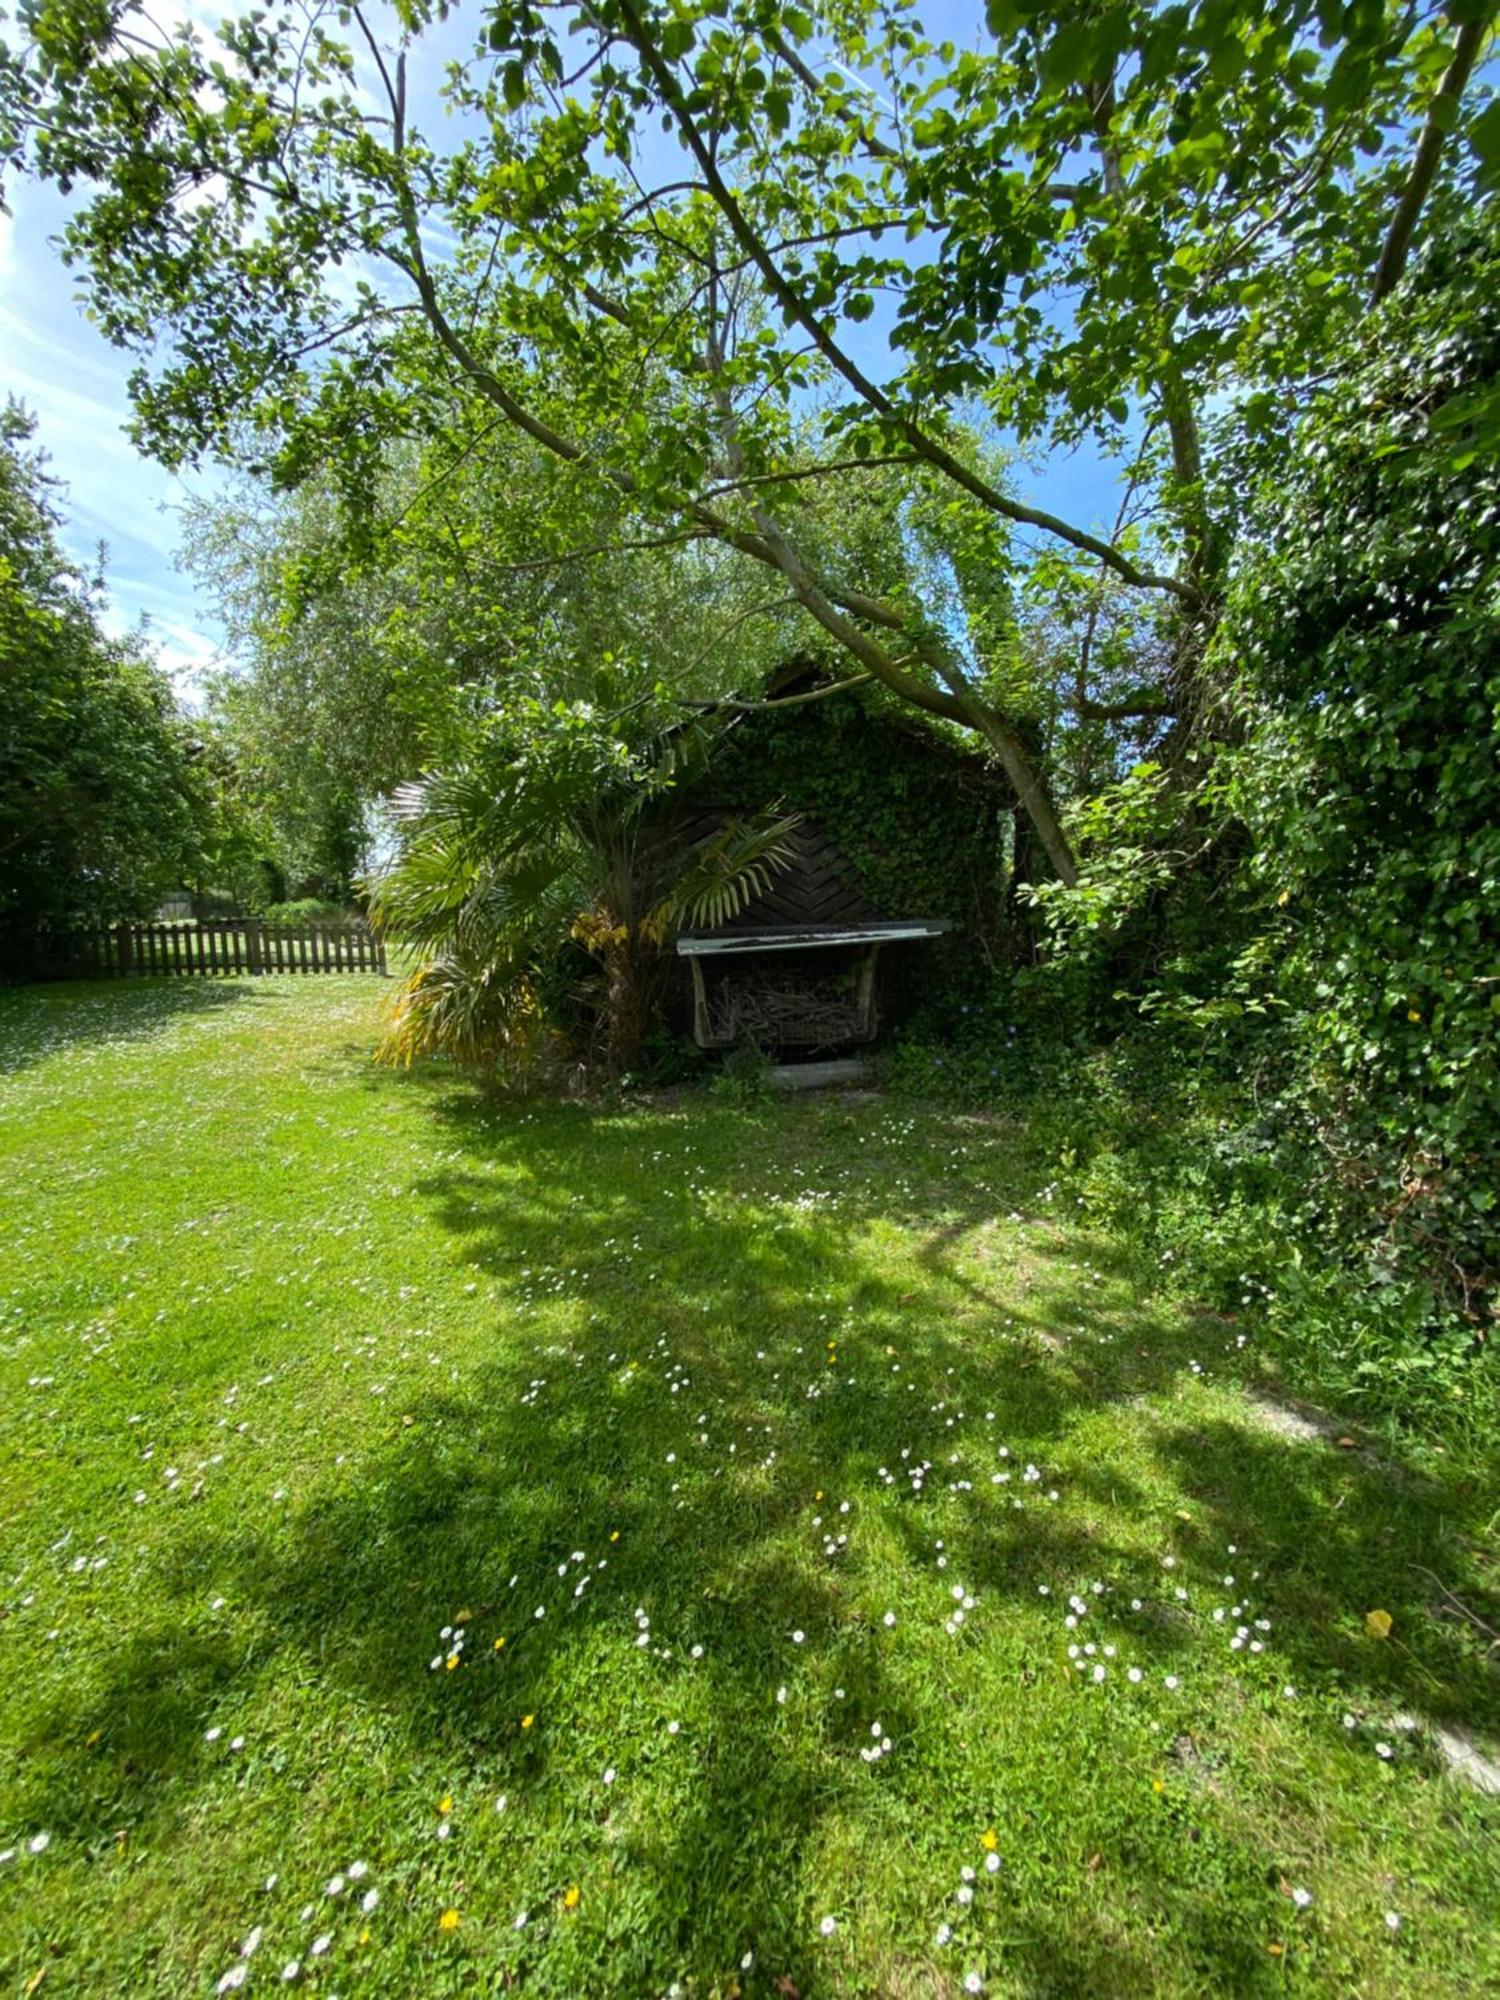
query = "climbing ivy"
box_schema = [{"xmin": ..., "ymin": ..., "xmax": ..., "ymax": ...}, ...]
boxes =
[
  {"xmin": 1216, "ymin": 213, "xmax": 1500, "ymax": 1310},
  {"xmin": 698, "ymin": 689, "xmax": 1008, "ymax": 981}
]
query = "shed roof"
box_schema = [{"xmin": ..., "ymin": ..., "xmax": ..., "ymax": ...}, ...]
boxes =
[{"xmin": 676, "ymin": 921, "xmax": 950, "ymax": 957}]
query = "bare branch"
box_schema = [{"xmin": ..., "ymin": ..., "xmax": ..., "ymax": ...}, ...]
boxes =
[
  {"xmin": 696, "ymin": 454, "xmax": 919, "ymax": 501},
  {"xmin": 684, "ymin": 671, "xmax": 875, "ymax": 713},
  {"xmin": 675, "ymin": 593, "xmax": 803, "ymax": 679},
  {"xmin": 468, "ymin": 527, "xmax": 715, "ymax": 575},
  {"xmin": 1074, "ymin": 694, "xmax": 1178, "ymax": 722}
]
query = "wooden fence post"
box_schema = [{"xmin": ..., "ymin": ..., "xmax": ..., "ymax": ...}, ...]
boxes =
[
  {"xmin": 245, "ymin": 921, "xmax": 264, "ymax": 974},
  {"xmin": 115, "ymin": 921, "xmax": 135, "ymax": 978}
]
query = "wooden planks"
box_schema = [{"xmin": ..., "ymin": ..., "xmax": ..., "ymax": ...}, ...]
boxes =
[{"xmin": 675, "ymin": 809, "xmax": 884, "ymax": 932}]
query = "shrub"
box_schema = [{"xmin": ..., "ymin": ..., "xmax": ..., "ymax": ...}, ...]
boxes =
[{"xmin": 261, "ymin": 898, "xmax": 354, "ymax": 924}]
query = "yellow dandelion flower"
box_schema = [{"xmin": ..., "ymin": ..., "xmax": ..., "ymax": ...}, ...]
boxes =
[
  {"xmin": 494, "ymin": 1636, "xmax": 506, "ymax": 1651},
  {"xmin": 438, "ymin": 1908, "xmax": 460, "ymax": 1932},
  {"xmin": 562, "ymin": 1884, "xmax": 581, "ymax": 1911},
  {"xmin": 445, "ymin": 1654, "xmax": 460, "ymax": 1671},
  {"xmin": 1407, "ymin": 1010, "xmax": 1421, "ymax": 1023},
  {"xmin": 1366, "ymin": 1608, "xmax": 1393, "ymax": 1639},
  {"xmin": 455, "ymin": 1608, "xmax": 472, "ymax": 1623},
  {"xmin": 814, "ymin": 1490, "xmax": 824, "ymax": 1501},
  {"xmin": 981, "ymin": 1828, "xmax": 998, "ymax": 1852},
  {"xmin": 609, "ymin": 1530, "xmax": 620, "ymax": 1543},
  {"xmin": 521, "ymin": 1714, "xmax": 535, "ymax": 1730},
  {"xmin": 439, "ymin": 1794, "xmax": 453, "ymax": 1814}
]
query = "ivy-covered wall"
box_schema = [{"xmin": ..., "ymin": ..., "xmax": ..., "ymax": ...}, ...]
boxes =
[{"xmin": 685, "ymin": 690, "xmax": 1009, "ymax": 987}]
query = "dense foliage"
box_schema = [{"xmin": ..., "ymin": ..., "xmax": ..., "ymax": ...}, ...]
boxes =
[
  {"xmin": 889, "ymin": 216, "xmax": 1500, "ymax": 1434},
  {"xmin": 0, "ymin": 407, "xmax": 215, "ymax": 961},
  {"xmin": 705, "ymin": 689, "xmax": 1009, "ymax": 972},
  {"xmin": 6, "ymin": 0, "xmax": 1494, "ymax": 883},
  {"xmin": 1224, "ymin": 212, "xmax": 1499, "ymax": 1323},
  {"xmin": 368, "ymin": 696, "xmax": 801, "ymax": 1078}
]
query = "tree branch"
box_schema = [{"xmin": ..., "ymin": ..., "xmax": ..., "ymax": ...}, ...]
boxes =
[
  {"xmin": 760, "ymin": 27, "xmax": 898, "ymax": 160},
  {"xmin": 1074, "ymin": 693, "xmax": 1178, "ymax": 722},
  {"xmin": 696, "ymin": 453, "xmax": 919, "ymax": 500},
  {"xmin": 685, "ymin": 671, "xmax": 875, "ymax": 712},
  {"xmin": 612, "ymin": 0, "xmax": 1200, "ymax": 607},
  {"xmin": 1370, "ymin": 6, "xmax": 1492, "ymax": 306},
  {"xmin": 466, "ymin": 527, "xmax": 714, "ymax": 575}
]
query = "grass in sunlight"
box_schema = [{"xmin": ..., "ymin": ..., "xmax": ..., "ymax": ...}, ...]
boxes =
[{"xmin": 0, "ymin": 976, "xmax": 1496, "ymax": 1997}]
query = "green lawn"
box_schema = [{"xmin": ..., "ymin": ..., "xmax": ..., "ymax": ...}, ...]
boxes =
[{"xmin": 1, "ymin": 977, "xmax": 1496, "ymax": 1998}]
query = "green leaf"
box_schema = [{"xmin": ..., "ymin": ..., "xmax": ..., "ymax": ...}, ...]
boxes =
[
  {"xmin": 1468, "ymin": 99, "xmax": 1500, "ymax": 180},
  {"xmin": 660, "ymin": 18, "xmax": 695, "ymax": 60}
]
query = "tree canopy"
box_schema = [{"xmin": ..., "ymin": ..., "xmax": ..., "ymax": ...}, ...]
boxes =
[
  {"xmin": 5, "ymin": 0, "xmax": 1493, "ymax": 882},
  {"xmin": 0, "ymin": 404, "xmax": 217, "ymax": 957}
]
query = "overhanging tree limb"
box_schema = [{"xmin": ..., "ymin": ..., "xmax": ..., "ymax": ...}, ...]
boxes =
[
  {"xmin": 684, "ymin": 671, "xmax": 875, "ymax": 712},
  {"xmin": 699, "ymin": 271, "xmax": 1079, "ymax": 882},
  {"xmin": 611, "ymin": 0, "xmax": 1200, "ymax": 608},
  {"xmin": 1370, "ymin": 5, "xmax": 1493, "ymax": 306}
]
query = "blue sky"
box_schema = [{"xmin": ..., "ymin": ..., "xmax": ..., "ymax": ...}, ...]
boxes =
[
  {"xmin": 0, "ymin": 0, "xmax": 1129, "ymax": 699},
  {"xmin": 1, "ymin": 177, "xmax": 228, "ymax": 688}
]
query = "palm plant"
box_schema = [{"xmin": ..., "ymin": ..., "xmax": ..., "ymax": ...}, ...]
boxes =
[{"xmin": 366, "ymin": 714, "xmax": 798, "ymax": 1081}]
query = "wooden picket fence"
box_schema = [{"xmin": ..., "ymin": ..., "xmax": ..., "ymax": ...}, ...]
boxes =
[{"xmin": 68, "ymin": 918, "xmax": 386, "ymax": 979}]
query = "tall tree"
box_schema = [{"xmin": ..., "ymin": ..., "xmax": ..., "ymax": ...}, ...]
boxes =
[
  {"xmin": 3, "ymin": 0, "xmax": 1494, "ymax": 881},
  {"xmin": 182, "ymin": 430, "xmax": 835, "ymax": 812},
  {"xmin": 0, "ymin": 404, "xmax": 215, "ymax": 957}
]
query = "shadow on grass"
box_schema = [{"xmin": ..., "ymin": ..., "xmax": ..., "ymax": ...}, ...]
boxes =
[
  {"xmin": 0, "ymin": 977, "xmax": 261, "ymax": 1077},
  {"xmin": 18, "ymin": 1067, "xmax": 1500, "ymax": 1996}
]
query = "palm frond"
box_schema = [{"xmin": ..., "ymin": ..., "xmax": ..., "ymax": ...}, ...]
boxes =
[{"xmin": 645, "ymin": 808, "xmax": 802, "ymax": 944}]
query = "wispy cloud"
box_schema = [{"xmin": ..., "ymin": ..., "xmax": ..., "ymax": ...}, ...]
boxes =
[{"xmin": 0, "ymin": 188, "xmax": 227, "ymax": 676}]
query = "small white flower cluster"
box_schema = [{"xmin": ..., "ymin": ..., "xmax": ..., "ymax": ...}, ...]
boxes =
[
  {"xmin": 813, "ymin": 1513, "xmax": 850, "ymax": 1558},
  {"xmin": 933, "ymin": 1839, "xmax": 1003, "ymax": 1990},
  {"xmin": 213, "ymin": 1856, "xmax": 377, "ymax": 1990},
  {"xmin": 945, "ymin": 1581, "xmax": 978, "ymax": 1637},
  {"xmin": 430, "ymin": 1617, "xmax": 468, "ymax": 1673},
  {"xmin": 1055, "ymin": 1578, "xmax": 1183, "ymax": 1689},
  {"xmin": 860, "ymin": 1720, "xmax": 894, "ymax": 1765},
  {"xmin": 0, "ymin": 1831, "xmax": 51, "ymax": 1865}
]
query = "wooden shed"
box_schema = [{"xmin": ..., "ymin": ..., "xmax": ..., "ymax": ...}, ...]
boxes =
[
  {"xmin": 668, "ymin": 688, "xmax": 1012, "ymax": 1056},
  {"xmin": 674, "ymin": 809, "xmax": 951, "ymax": 1050}
]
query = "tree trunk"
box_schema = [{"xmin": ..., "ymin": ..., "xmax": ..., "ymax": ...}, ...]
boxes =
[
  {"xmin": 968, "ymin": 707, "xmax": 1078, "ymax": 887},
  {"xmin": 600, "ymin": 930, "xmax": 665, "ymax": 1074}
]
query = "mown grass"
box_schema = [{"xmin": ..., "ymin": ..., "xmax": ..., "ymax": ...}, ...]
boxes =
[{"xmin": 0, "ymin": 975, "xmax": 1497, "ymax": 1999}]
